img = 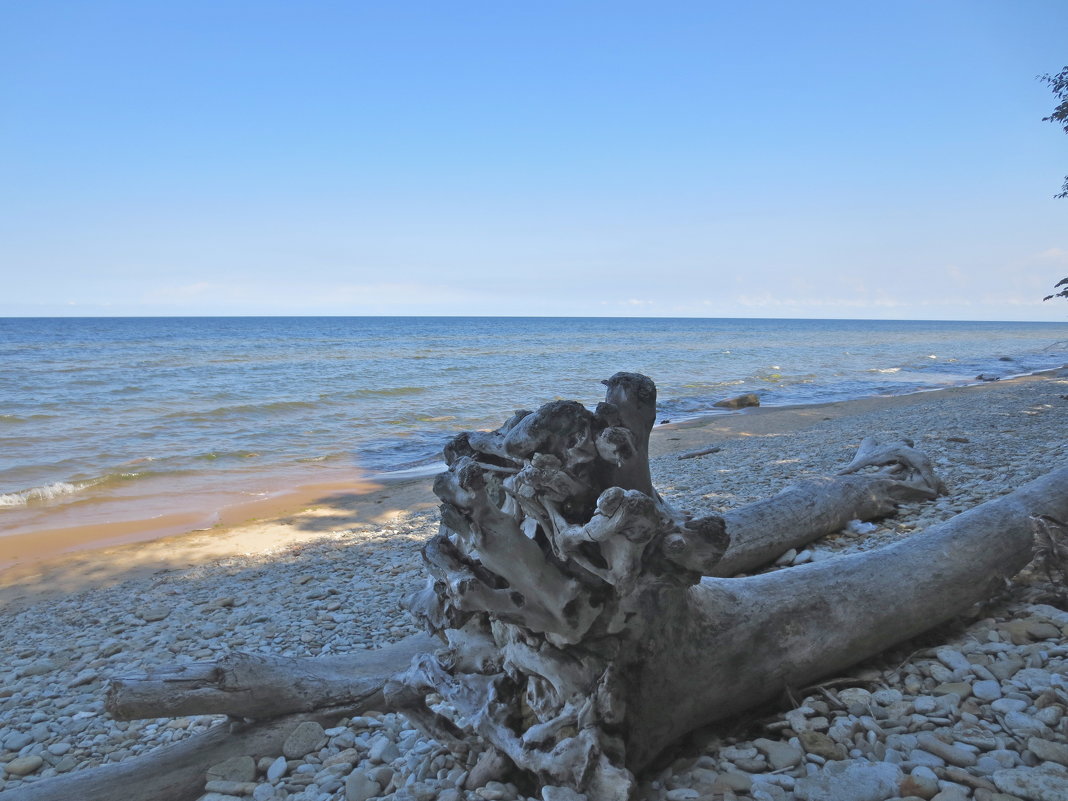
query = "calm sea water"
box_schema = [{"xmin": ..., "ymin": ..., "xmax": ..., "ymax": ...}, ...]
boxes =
[{"xmin": 2, "ymin": 317, "xmax": 1067, "ymax": 537}]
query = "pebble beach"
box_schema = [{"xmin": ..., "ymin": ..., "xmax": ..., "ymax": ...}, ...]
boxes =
[{"xmin": 1, "ymin": 370, "xmax": 1067, "ymax": 801}]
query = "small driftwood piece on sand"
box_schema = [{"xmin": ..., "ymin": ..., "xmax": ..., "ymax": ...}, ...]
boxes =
[
  {"xmin": 677, "ymin": 445, "xmax": 721, "ymax": 459},
  {"xmin": 17, "ymin": 374, "xmax": 1068, "ymax": 801}
]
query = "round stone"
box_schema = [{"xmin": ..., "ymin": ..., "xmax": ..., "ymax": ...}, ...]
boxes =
[
  {"xmin": 206, "ymin": 755, "xmax": 257, "ymax": 783},
  {"xmin": 4, "ymin": 755, "xmax": 44, "ymax": 776},
  {"xmin": 266, "ymin": 754, "xmax": 288, "ymax": 782},
  {"xmin": 971, "ymin": 679, "xmax": 1002, "ymax": 701},
  {"xmin": 282, "ymin": 721, "xmax": 327, "ymax": 759},
  {"xmin": 344, "ymin": 770, "xmax": 382, "ymax": 801}
]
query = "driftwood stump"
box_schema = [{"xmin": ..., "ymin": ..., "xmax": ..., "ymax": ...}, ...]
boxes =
[{"xmin": 383, "ymin": 374, "xmax": 966, "ymax": 798}]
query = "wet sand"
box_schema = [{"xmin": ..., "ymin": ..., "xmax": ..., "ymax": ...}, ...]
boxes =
[{"xmin": 0, "ymin": 476, "xmax": 438, "ymax": 609}]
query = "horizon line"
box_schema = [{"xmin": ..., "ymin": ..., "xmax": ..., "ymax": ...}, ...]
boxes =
[{"xmin": 2, "ymin": 313, "xmax": 1067, "ymax": 325}]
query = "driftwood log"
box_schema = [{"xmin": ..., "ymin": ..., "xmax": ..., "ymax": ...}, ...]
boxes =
[{"xmin": 10, "ymin": 373, "xmax": 1068, "ymax": 801}]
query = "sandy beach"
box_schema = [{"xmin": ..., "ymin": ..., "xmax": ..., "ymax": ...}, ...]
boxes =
[
  {"xmin": 0, "ymin": 475, "xmax": 440, "ymax": 610},
  {"xmin": 1, "ymin": 370, "xmax": 1066, "ymax": 800}
]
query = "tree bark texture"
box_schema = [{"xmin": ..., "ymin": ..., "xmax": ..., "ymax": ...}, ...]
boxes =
[
  {"xmin": 712, "ymin": 435, "xmax": 943, "ymax": 576},
  {"xmin": 105, "ymin": 633, "xmax": 433, "ymax": 721},
  {"xmin": 2, "ymin": 706, "xmax": 361, "ymax": 801},
  {"xmin": 629, "ymin": 463, "xmax": 1068, "ymax": 770},
  {"xmin": 388, "ymin": 374, "xmax": 1016, "ymax": 798}
]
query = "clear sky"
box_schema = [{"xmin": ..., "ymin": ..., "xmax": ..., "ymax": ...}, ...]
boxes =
[{"xmin": 2, "ymin": 1, "xmax": 1066, "ymax": 320}]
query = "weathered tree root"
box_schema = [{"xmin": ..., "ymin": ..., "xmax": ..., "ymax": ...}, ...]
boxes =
[
  {"xmin": 382, "ymin": 374, "xmax": 1065, "ymax": 798},
  {"xmin": 22, "ymin": 374, "xmax": 1068, "ymax": 801}
]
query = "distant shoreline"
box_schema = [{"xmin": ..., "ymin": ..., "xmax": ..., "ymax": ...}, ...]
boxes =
[{"xmin": 5, "ymin": 314, "xmax": 1068, "ymax": 321}]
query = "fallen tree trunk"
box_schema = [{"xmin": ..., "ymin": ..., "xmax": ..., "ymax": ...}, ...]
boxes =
[
  {"xmin": 630, "ymin": 463, "xmax": 1068, "ymax": 770},
  {"xmin": 21, "ymin": 374, "xmax": 1068, "ymax": 801},
  {"xmin": 711, "ymin": 435, "xmax": 945, "ymax": 576},
  {"xmin": 105, "ymin": 633, "xmax": 433, "ymax": 721},
  {"xmin": 2, "ymin": 705, "xmax": 363, "ymax": 801}
]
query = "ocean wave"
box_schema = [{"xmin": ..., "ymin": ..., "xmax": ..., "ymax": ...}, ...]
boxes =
[
  {"xmin": 96, "ymin": 468, "xmax": 174, "ymax": 483},
  {"xmin": 90, "ymin": 466, "xmax": 200, "ymax": 486},
  {"xmin": 751, "ymin": 371, "xmax": 817, "ymax": 384},
  {"xmin": 0, "ymin": 467, "xmax": 199, "ymax": 506},
  {"xmin": 335, "ymin": 387, "xmax": 428, "ymax": 399},
  {"xmin": 681, "ymin": 379, "xmax": 744, "ymax": 389},
  {"xmin": 166, "ymin": 400, "xmax": 320, "ymax": 420},
  {"xmin": 0, "ymin": 413, "xmax": 59, "ymax": 424},
  {"xmin": 297, "ymin": 451, "xmax": 349, "ymax": 463},
  {"xmin": 0, "ymin": 480, "xmax": 95, "ymax": 507},
  {"xmin": 195, "ymin": 450, "xmax": 261, "ymax": 461}
]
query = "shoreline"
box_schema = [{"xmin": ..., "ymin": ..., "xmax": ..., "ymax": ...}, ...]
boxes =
[
  {"xmin": 0, "ymin": 471, "xmax": 440, "ymax": 610},
  {"xmin": 1, "ymin": 366, "xmax": 1066, "ymax": 796},
  {"xmin": 1, "ymin": 367, "xmax": 1064, "ymax": 610},
  {"xmin": 1, "ymin": 352, "xmax": 1063, "ymax": 563},
  {"xmin": 0, "ymin": 472, "xmax": 434, "ymax": 570},
  {"xmin": 651, "ymin": 366, "xmax": 1066, "ymax": 456}
]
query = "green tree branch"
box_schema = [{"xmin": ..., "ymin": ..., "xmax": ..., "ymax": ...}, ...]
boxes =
[{"xmin": 1039, "ymin": 66, "xmax": 1068, "ymax": 199}]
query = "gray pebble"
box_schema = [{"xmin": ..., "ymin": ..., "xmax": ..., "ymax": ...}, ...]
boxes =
[
  {"xmin": 541, "ymin": 788, "xmax": 587, "ymax": 801},
  {"xmin": 794, "ymin": 759, "xmax": 902, "ymax": 801},
  {"xmin": 282, "ymin": 722, "xmax": 327, "ymax": 759},
  {"xmin": 993, "ymin": 762, "xmax": 1068, "ymax": 800},
  {"xmin": 989, "ymin": 698, "xmax": 1027, "ymax": 715},
  {"xmin": 971, "ymin": 679, "xmax": 1002, "ymax": 701},
  {"xmin": 266, "ymin": 755, "xmax": 288, "ymax": 782}
]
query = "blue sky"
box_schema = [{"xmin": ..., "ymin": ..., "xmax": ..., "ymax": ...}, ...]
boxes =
[{"xmin": 2, "ymin": 1, "xmax": 1066, "ymax": 320}]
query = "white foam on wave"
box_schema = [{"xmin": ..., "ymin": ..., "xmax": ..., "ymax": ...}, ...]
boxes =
[{"xmin": 0, "ymin": 481, "xmax": 90, "ymax": 507}]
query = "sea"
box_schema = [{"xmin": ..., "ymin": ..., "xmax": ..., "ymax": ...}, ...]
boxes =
[{"xmin": 2, "ymin": 316, "xmax": 1067, "ymax": 545}]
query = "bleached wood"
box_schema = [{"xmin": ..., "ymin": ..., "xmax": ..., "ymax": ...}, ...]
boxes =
[
  {"xmin": 105, "ymin": 634, "xmax": 433, "ymax": 721},
  {"xmin": 389, "ymin": 374, "xmax": 967, "ymax": 797},
  {"xmin": 2, "ymin": 705, "xmax": 367, "ymax": 801},
  {"xmin": 629, "ymin": 464, "xmax": 1068, "ymax": 769}
]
